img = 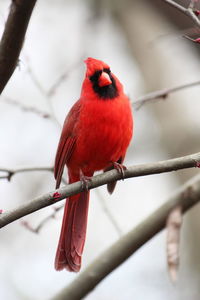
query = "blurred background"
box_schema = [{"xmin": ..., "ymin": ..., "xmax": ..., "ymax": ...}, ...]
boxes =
[{"xmin": 0, "ymin": 0, "xmax": 200, "ymax": 299}]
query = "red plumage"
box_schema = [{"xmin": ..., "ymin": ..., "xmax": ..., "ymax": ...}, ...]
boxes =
[{"xmin": 54, "ymin": 57, "xmax": 133, "ymax": 272}]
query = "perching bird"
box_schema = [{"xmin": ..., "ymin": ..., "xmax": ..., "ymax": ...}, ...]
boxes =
[{"xmin": 54, "ymin": 57, "xmax": 133, "ymax": 272}]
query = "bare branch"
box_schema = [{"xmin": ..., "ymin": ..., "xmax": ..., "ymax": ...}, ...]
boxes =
[
  {"xmin": 0, "ymin": 152, "xmax": 200, "ymax": 228},
  {"xmin": 24, "ymin": 54, "xmax": 82, "ymax": 99},
  {"xmin": 166, "ymin": 205, "xmax": 182, "ymax": 282},
  {"xmin": 51, "ymin": 174, "xmax": 200, "ymax": 300},
  {"xmin": 163, "ymin": 0, "xmax": 200, "ymax": 28},
  {"xmin": 95, "ymin": 189, "xmax": 123, "ymax": 236},
  {"xmin": 24, "ymin": 54, "xmax": 47, "ymax": 95},
  {"xmin": 21, "ymin": 204, "xmax": 64, "ymax": 234},
  {"xmin": 0, "ymin": 0, "xmax": 37, "ymax": 94},
  {"xmin": 47, "ymin": 59, "xmax": 82, "ymax": 98},
  {"xmin": 183, "ymin": 35, "xmax": 200, "ymax": 43},
  {"xmin": 2, "ymin": 96, "xmax": 52, "ymax": 119},
  {"xmin": 22, "ymin": 56, "xmax": 82, "ymax": 126},
  {"xmin": 4, "ymin": 77, "xmax": 200, "ymax": 119},
  {"xmin": 0, "ymin": 166, "xmax": 66, "ymax": 233},
  {"xmin": 133, "ymin": 80, "xmax": 200, "ymax": 110},
  {"xmin": 0, "ymin": 166, "xmax": 53, "ymax": 181},
  {"xmin": 163, "ymin": 0, "xmax": 191, "ymax": 14}
]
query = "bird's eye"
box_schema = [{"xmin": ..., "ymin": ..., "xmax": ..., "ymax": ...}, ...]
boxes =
[
  {"xmin": 89, "ymin": 70, "xmax": 102, "ymax": 81},
  {"xmin": 103, "ymin": 68, "xmax": 111, "ymax": 74}
]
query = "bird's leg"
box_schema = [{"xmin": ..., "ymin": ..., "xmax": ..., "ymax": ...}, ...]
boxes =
[
  {"xmin": 79, "ymin": 169, "xmax": 92, "ymax": 191},
  {"xmin": 113, "ymin": 161, "xmax": 127, "ymax": 179}
]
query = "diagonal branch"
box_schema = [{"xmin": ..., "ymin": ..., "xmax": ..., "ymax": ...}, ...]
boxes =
[
  {"xmin": 133, "ymin": 80, "xmax": 200, "ymax": 109},
  {"xmin": 51, "ymin": 174, "xmax": 200, "ymax": 300},
  {"xmin": 0, "ymin": 166, "xmax": 53, "ymax": 181},
  {"xmin": 2, "ymin": 96, "xmax": 52, "ymax": 119},
  {"xmin": 166, "ymin": 205, "xmax": 182, "ymax": 282},
  {"xmin": 0, "ymin": 152, "xmax": 200, "ymax": 228},
  {"xmin": 21, "ymin": 204, "xmax": 64, "ymax": 234},
  {"xmin": 162, "ymin": 0, "xmax": 200, "ymax": 28},
  {"xmin": 0, "ymin": 0, "xmax": 37, "ymax": 94}
]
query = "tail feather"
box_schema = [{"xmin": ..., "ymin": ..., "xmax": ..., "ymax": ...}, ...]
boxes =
[{"xmin": 54, "ymin": 190, "xmax": 90, "ymax": 272}]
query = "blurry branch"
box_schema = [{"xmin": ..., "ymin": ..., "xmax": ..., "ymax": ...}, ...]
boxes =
[
  {"xmin": 24, "ymin": 55, "xmax": 47, "ymax": 95},
  {"xmin": 2, "ymin": 96, "xmax": 52, "ymax": 119},
  {"xmin": 166, "ymin": 205, "xmax": 182, "ymax": 282},
  {"xmin": 3, "ymin": 78, "xmax": 200, "ymax": 117},
  {"xmin": 51, "ymin": 174, "xmax": 200, "ymax": 300},
  {"xmin": 0, "ymin": 165, "xmax": 67, "ymax": 232},
  {"xmin": 95, "ymin": 189, "xmax": 123, "ymax": 236},
  {"xmin": 0, "ymin": 0, "xmax": 37, "ymax": 94},
  {"xmin": 21, "ymin": 204, "xmax": 64, "ymax": 234},
  {"xmin": 163, "ymin": 0, "xmax": 200, "ymax": 28},
  {"xmin": 183, "ymin": 35, "xmax": 200, "ymax": 43},
  {"xmin": 0, "ymin": 166, "xmax": 53, "ymax": 181},
  {"xmin": 133, "ymin": 79, "xmax": 200, "ymax": 110},
  {"xmin": 23, "ymin": 56, "xmax": 82, "ymax": 127},
  {"xmin": 25, "ymin": 54, "xmax": 82, "ymax": 103},
  {"xmin": 46, "ymin": 59, "xmax": 82, "ymax": 98},
  {"xmin": 0, "ymin": 152, "xmax": 200, "ymax": 228}
]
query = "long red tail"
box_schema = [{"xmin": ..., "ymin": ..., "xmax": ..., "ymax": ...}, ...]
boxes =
[{"xmin": 54, "ymin": 177, "xmax": 90, "ymax": 272}]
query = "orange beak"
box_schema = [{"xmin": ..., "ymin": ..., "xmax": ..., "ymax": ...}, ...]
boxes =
[{"xmin": 98, "ymin": 72, "xmax": 112, "ymax": 87}]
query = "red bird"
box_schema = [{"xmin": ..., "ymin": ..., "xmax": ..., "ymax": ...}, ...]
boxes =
[{"xmin": 54, "ymin": 58, "xmax": 133, "ymax": 272}]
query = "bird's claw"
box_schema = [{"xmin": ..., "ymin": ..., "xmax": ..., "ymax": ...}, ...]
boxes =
[
  {"xmin": 113, "ymin": 162, "xmax": 126, "ymax": 179},
  {"xmin": 80, "ymin": 170, "xmax": 92, "ymax": 191}
]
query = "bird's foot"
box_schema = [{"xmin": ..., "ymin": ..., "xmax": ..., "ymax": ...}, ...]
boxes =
[
  {"xmin": 113, "ymin": 162, "xmax": 127, "ymax": 179},
  {"xmin": 80, "ymin": 170, "xmax": 92, "ymax": 191}
]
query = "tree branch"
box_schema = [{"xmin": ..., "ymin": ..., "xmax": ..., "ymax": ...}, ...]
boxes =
[
  {"xmin": 133, "ymin": 79, "xmax": 200, "ymax": 110},
  {"xmin": 166, "ymin": 205, "xmax": 182, "ymax": 282},
  {"xmin": 0, "ymin": 166, "xmax": 53, "ymax": 181},
  {"xmin": 0, "ymin": 0, "xmax": 37, "ymax": 94},
  {"xmin": 2, "ymin": 96, "xmax": 52, "ymax": 119},
  {"xmin": 51, "ymin": 174, "xmax": 200, "ymax": 300},
  {"xmin": 21, "ymin": 204, "xmax": 64, "ymax": 234},
  {"xmin": 162, "ymin": 0, "xmax": 200, "ymax": 28},
  {"xmin": 0, "ymin": 152, "xmax": 200, "ymax": 228}
]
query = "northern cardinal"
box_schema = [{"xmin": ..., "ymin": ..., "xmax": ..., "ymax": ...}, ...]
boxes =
[{"xmin": 54, "ymin": 57, "xmax": 133, "ymax": 272}]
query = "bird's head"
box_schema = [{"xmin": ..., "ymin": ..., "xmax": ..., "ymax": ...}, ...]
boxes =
[{"xmin": 83, "ymin": 57, "xmax": 122, "ymax": 100}]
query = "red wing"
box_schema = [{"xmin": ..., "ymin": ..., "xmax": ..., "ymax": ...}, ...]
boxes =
[
  {"xmin": 54, "ymin": 100, "xmax": 81, "ymax": 189},
  {"xmin": 54, "ymin": 137, "xmax": 75, "ymax": 189}
]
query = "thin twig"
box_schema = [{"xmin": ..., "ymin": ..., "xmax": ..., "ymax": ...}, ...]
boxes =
[
  {"xmin": 0, "ymin": 166, "xmax": 53, "ymax": 181},
  {"xmin": 0, "ymin": 165, "xmax": 67, "ymax": 232},
  {"xmin": 183, "ymin": 35, "xmax": 200, "ymax": 43},
  {"xmin": 163, "ymin": 0, "xmax": 200, "ymax": 28},
  {"xmin": 47, "ymin": 58, "xmax": 83, "ymax": 98},
  {"xmin": 24, "ymin": 54, "xmax": 82, "ymax": 99},
  {"xmin": 22, "ymin": 56, "xmax": 81, "ymax": 127},
  {"xmin": 95, "ymin": 189, "xmax": 123, "ymax": 236},
  {"xmin": 0, "ymin": 151, "xmax": 200, "ymax": 228},
  {"xmin": 0, "ymin": 0, "xmax": 37, "ymax": 94},
  {"xmin": 50, "ymin": 174, "xmax": 200, "ymax": 300},
  {"xmin": 24, "ymin": 55, "xmax": 47, "ymax": 95},
  {"xmin": 133, "ymin": 80, "xmax": 200, "ymax": 110},
  {"xmin": 2, "ymin": 96, "xmax": 52, "ymax": 119},
  {"xmin": 21, "ymin": 204, "xmax": 64, "ymax": 234}
]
